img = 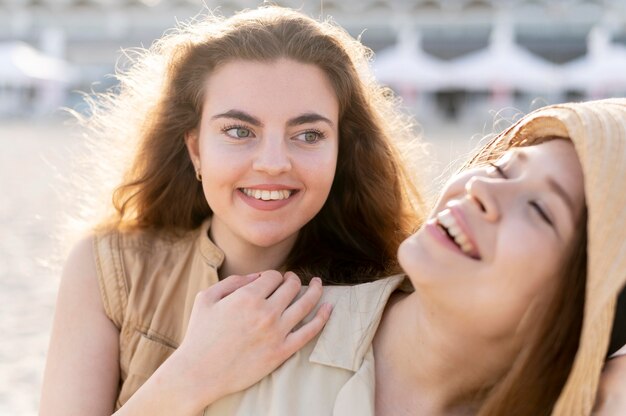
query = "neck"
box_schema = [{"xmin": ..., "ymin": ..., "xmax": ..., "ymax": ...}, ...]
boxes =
[
  {"xmin": 209, "ymin": 219, "xmax": 297, "ymax": 278},
  {"xmin": 373, "ymin": 291, "xmax": 510, "ymax": 415}
]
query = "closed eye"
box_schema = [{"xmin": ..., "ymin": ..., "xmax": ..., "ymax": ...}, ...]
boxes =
[
  {"xmin": 488, "ymin": 162, "xmax": 507, "ymax": 178},
  {"xmin": 530, "ymin": 201, "xmax": 554, "ymax": 226},
  {"xmin": 489, "ymin": 162, "xmax": 554, "ymax": 227}
]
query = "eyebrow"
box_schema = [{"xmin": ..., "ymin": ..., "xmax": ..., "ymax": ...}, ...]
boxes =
[
  {"xmin": 210, "ymin": 110, "xmax": 335, "ymax": 128},
  {"xmin": 512, "ymin": 150, "xmax": 576, "ymax": 219},
  {"xmin": 211, "ymin": 110, "xmax": 262, "ymax": 126},
  {"xmin": 286, "ymin": 113, "xmax": 334, "ymax": 128}
]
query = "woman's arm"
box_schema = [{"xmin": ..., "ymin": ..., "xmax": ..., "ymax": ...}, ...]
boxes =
[
  {"xmin": 40, "ymin": 236, "xmax": 120, "ymax": 415},
  {"xmin": 41, "ymin": 238, "xmax": 331, "ymax": 416},
  {"xmin": 594, "ymin": 354, "xmax": 626, "ymax": 415}
]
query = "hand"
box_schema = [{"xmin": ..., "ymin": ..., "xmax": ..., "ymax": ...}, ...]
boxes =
[
  {"xmin": 593, "ymin": 354, "xmax": 626, "ymax": 415},
  {"xmin": 165, "ymin": 270, "xmax": 332, "ymax": 410}
]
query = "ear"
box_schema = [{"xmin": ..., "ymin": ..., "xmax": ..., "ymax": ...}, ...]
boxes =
[{"xmin": 184, "ymin": 129, "xmax": 200, "ymax": 168}]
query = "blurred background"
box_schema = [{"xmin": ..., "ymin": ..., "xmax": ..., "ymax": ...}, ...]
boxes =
[{"xmin": 1, "ymin": 0, "xmax": 625, "ymax": 414}]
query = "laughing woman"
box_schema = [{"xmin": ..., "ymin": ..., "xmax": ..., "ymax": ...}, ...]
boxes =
[
  {"xmin": 195, "ymin": 99, "xmax": 626, "ymax": 415},
  {"xmin": 39, "ymin": 6, "xmax": 425, "ymax": 416}
]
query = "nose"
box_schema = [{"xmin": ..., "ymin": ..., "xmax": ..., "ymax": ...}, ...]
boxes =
[
  {"xmin": 464, "ymin": 176, "xmax": 501, "ymax": 222},
  {"xmin": 252, "ymin": 136, "xmax": 292, "ymax": 175}
]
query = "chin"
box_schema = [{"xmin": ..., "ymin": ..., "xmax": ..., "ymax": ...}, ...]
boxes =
[
  {"xmin": 244, "ymin": 229, "xmax": 299, "ymax": 249},
  {"xmin": 398, "ymin": 232, "xmax": 445, "ymax": 287},
  {"xmin": 397, "ymin": 234, "xmax": 422, "ymax": 274}
]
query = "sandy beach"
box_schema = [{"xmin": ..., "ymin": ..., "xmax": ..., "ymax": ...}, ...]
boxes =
[
  {"xmin": 0, "ymin": 115, "xmax": 480, "ymax": 415},
  {"xmin": 0, "ymin": 119, "xmax": 84, "ymax": 415}
]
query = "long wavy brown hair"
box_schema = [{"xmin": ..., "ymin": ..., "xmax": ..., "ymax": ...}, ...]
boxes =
[
  {"xmin": 459, "ymin": 136, "xmax": 587, "ymax": 415},
  {"xmin": 80, "ymin": 6, "xmax": 427, "ymax": 284}
]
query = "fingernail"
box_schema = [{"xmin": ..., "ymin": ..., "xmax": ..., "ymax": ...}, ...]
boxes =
[
  {"xmin": 311, "ymin": 277, "xmax": 321, "ymax": 285},
  {"xmin": 246, "ymin": 272, "xmax": 261, "ymax": 279}
]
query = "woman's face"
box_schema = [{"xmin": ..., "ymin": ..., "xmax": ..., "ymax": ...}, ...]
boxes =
[
  {"xmin": 186, "ymin": 58, "xmax": 339, "ymax": 249},
  {"xmin": 398, "ymin": 139, "xmax": 585, "ymax": 339}
]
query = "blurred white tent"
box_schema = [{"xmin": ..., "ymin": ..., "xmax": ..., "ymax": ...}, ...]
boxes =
[
  {"xmin": 372, "ymin": 29, "xmax": 451, "ymax": 92},
  {"xmin": 0, "ymin": 41, "xmax": 77, "ymax": 84},
  {"xmin": 0, "ymin": 41, "xmax": 78, "ymax": 116},
  {"xmin": 562, "ymin": 27, "xmax": 626, "ymax": 96},
  {"xmin": 447, "ymin": 17, "xmax": 560, "ymax": 92}
]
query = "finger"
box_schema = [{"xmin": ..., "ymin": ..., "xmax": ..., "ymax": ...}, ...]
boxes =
[
  {"xmin": 243, "ymin": 270, "xmax": 285, "ymax": 298},
  {"xmin": 281, "ymin": 277, "xmax": 323, "ymax": 328},
  {"xmin": 283, "ymin": 303, "xmax": 333, "ymax": 355},
  {"xmin": 204, "ymin": 273, "xmax": 261, "ymax": 302},
  {"xmin": 267, "ymin": 271, "xmax": 302, "ymax": 311}
]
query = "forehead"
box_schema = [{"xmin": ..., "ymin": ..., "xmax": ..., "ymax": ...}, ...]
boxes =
[{"xmin": 202, "ymin": 58, "xmax": 339, "ymax": 119}]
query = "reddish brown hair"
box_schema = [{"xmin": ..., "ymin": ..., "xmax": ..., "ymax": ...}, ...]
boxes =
[{"xmin": 84, "ymin": 6, "xmax": 426, "ymax": 283}]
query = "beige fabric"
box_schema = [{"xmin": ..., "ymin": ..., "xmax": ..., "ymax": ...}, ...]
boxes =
[
  {"xmin": 202, "ymin": 275, "xmax": 407, "ymax": 416},
  {"xmin": 94, "ymin": 219, "xmax": 223, "ymax": 410},
  {"xmin": 471, "ymin": 98, "xmax": 626, "ymax": 415}
]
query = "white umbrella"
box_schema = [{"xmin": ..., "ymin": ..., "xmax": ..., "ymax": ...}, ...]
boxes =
[
  {"xmin": 0, "ymin": 41, "xmax": 78, "ymax": 84},
  {"xmin": 447, "ymin": 18, "xmax": 560, "ymax": 92},
  {"xmin": 561, "ymin": 27, "xmax": 626, "ymax": 94},
  {"xmin": 372, "ymin": 29, "xmax": 451, "ymax": 92}
]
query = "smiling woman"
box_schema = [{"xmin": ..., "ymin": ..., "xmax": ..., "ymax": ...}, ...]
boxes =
[
  {"xmin": 39, "ymin": 5, "xmax": 426, "ymax": 416},
  {"xmin": 185, "ymin": 59, "xmax": 340, "ymax": 276},
  {"xmin": 191, "ymin": 99, "xmax": 626, "ymax": 416}
]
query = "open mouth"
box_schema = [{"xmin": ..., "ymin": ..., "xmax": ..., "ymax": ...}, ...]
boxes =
[
  {"xmin": 239, "ymin": 188, "xmax": 299, "ymax": 201},
  {"xmin": 435, "ymin": 209, "xmax": 481, "ymax": 260}
]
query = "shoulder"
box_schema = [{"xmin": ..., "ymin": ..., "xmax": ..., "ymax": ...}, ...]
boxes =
[
  {"xmin": 319, "ymin": 274, "xmax": 408, "ymax": 306},
  {"xmin": 58, "ymin": 234, "xmax": 110, "ymax": 324},
  {"xmin": 95, "ymin": 225, "xmax": 198, "ymax": 253},
  {"xmin": 91, "ymin": 224, "xmax": 212, "ymax": 274},
  {"xmin": 63, "ymin": 234, "xmax": 98, "ymax": 284}
]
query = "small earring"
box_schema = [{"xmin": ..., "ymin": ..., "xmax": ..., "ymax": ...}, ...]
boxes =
[{"xmin": 195, "ymin": 168, "xmax": 202, "ymax": 182}]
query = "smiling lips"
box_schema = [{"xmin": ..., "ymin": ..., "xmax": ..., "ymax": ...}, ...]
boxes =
[
  {"xmin": 240, "ymin": 188, "xmax": 294, "ymax": 201},
  {"xmin": 237, "ymin": 186, "xmax": 299, "ymax": 211},
  {"xmin": 435, "ymin": 209, "xmax": 481, "ymax": 260}
]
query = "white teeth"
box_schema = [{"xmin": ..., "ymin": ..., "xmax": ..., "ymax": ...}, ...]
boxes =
[
  {"xmin": 436, "ymin": 210, "xmax": 475, "ymax": 256},
  {"xmin": 242, "ymin": 188, "xmax": 292, "ymax": 201}
]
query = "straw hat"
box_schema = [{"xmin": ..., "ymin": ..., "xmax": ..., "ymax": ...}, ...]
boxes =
[{"xmin": 467, "ymin": 98, "xmax": 626, "ymax": 415}]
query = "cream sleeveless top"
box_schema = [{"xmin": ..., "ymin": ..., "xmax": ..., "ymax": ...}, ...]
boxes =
[{"xmin": 202, "ymin": 275, "xmax": 408, "ymax": 416}]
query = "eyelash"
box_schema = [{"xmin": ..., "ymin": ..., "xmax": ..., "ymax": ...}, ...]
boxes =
[
  {"xmin": 296, "ymin": 129, "xmax": 326, "ymax": 143},
  {"xmin": 220, "ymin": 124, "xmax": 326, "ymax": 143},
  {"xmin": 488, "ymin": 162, "xmax": 553, "ymax": 226},
  {"xmin": 488, "ymin": 162, "xmax": 506, "ymax": 178},
  {"xmin": 221, "ymin": 124, "xmax": 253, "ymax": 139}
]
